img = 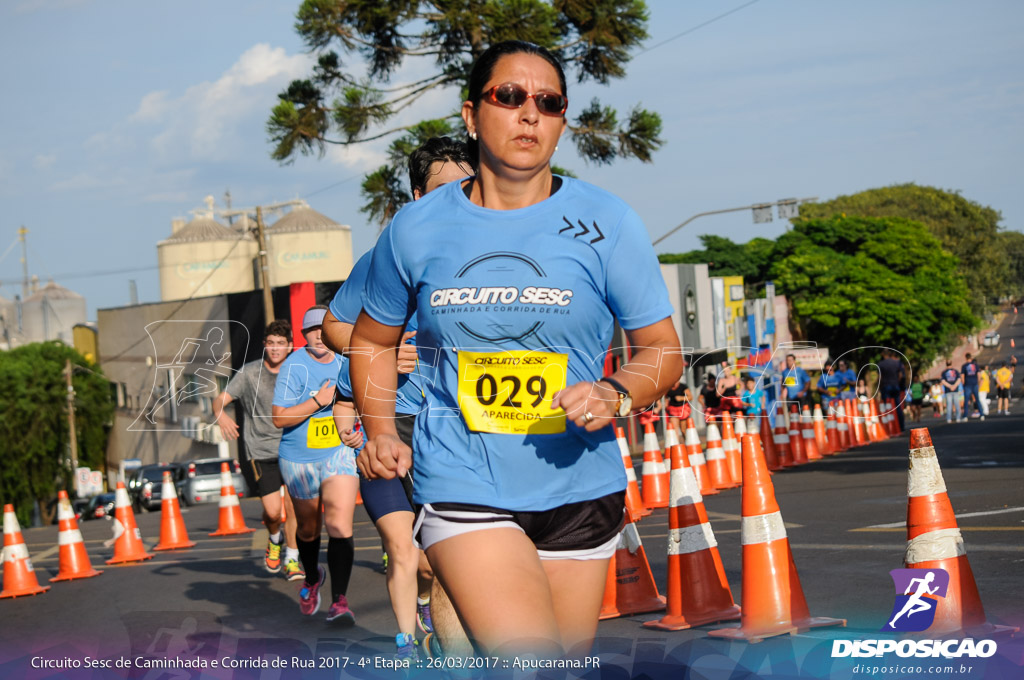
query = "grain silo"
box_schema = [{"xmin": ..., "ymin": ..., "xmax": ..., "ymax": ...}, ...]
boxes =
[
  {"xmin": 267, "ymin": 201, "xmax": 354, "ymax": 287},
  {"xmin": 22, "ymin": 279, "xmax": 87, "ymax": 343},
  {"xmin": 157, "ymin": 213, "xmax": 257, "ymax": 301}
]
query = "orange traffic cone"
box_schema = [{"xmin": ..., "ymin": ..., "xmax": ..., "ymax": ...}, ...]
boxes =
[
  {"xmin": 887, "ymin": 399, "xmax": 902, "ymax": 435},
  {"xmin": 599, "ymin": 510, "xmax": 666, "ymax": 619},
  {"xmin": 616, "ymin": 426, "xmax": 652, "ymax": 519},
  {"xmin": 640, "ymin": 425, "xmax": 669, "ymax": 509},
  {"xmin": 106, "ymin": 482, "xmax": 154, "ymax": 565},
  {"xmin": 902, "ymin": 429, "xmax": 1018, "ymax": 636},
  {"xmin": 210, "ymin": 462, "xmax": 255, "ymax": 536},
  {"xmin": 720, "ymin": 412, "xmax": 742, "ymax": 487},
  {"xmin": 801, "ymin": 406, "xmax": 822, "ymax": 460},
  {"xmin": 836, "ymin": 401, "xmax": 851, "ymax": 451},
  {"xmin": 788, "ymin": 406, "xmax": 807, "ymax": 465},
  {"xmin": 825, "ymin": 410, "xmax": 841, "ymax": 455},
  {"xmin": 812, "ymin": 404, "xmax": 828, "ymax": 453},
  {"xmin": 0, "ymin": 504, "xmax": 50, "ymax": 598},
  {"xmin": 733, "ymin": 412, "xmax": 748, "ymax": 439},
  {"xmin": 867, "ymin": 400, "xmax": 887, "ymax": 442},
  {"xmin": 154, "ymin": 471, "xmax": 196, "ymax": 551},
  {"xmin": 760, "ymin": 413, "xmax": 779, "ymax": 470},
  {"xmin": 50, "ymin": 491, "xmax": 103, "ymax": 582},
  {"xmin": 683, "ymin": 418, "xmax": 717, "ymax": 496},
  {"xmin": 773, "ymin": 412, "xmax": 792, "ymax": 469},
  {"xmin": 704, "ymin": 418, "xmax": 736, "ymax": 489},
  {"xmin": 644, "ymin": 444, "xmax": 740, "ymax": 630},
  {"xmin": 709, "ymin": 435, "xmax": 846, "ymax": 642},
  {"xmin": 852, "ymin": 399, "xmax": 868, "ymax": 446}
]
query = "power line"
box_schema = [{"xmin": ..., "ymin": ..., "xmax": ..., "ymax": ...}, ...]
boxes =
[{"xmin": 634, "ymin": 0, "xmax": 762, "ymax": 57}]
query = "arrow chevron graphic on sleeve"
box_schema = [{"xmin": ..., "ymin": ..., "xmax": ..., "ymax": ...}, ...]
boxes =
[{"xmin": 559, "ymin": 216, "xmax": 605, "ymax": 244}]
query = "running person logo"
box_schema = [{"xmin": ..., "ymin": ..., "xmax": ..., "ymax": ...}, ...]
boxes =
[{"xmin": 882, "ymin": 568, "xmax": 949, "ymax": 632}]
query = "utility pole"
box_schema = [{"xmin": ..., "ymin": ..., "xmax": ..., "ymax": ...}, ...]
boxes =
[
  {"xmin": 255, "ymin": 207, "xmax": 275, "ymax": 323},
  {"xmin": 65, "ymin": 358, "xmax": 80, "ymax": 497}
]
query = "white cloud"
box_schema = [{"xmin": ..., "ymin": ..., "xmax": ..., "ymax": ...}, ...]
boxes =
[
  {"xmin": 33, "ymin": 153, "xmax": 57, "ymax": 170},
  {"xmin": 135, "ymin": 43, "xmax": 313, "ymax": 162},
  {"xmin": 131, "ymin": 91, "xmax": 170, "ymax": 122}
]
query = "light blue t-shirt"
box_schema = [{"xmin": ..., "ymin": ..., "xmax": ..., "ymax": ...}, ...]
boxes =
[
  {"xmin": 781, "ymin": 365, "xmax": 810, "ymax": 399},
  {"xmin": 360, "ymin": 177, "xmax": 674, "ymax": 511},
  {"xmin": 330, "ymin": 250, "xmax": 424, "ymax": 415},
  {"xmin": 272, "ymin": 348, "xmax": 345, "ymax": 463}
]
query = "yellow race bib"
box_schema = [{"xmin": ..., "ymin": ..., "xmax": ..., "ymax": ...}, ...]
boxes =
[
  {"xmin": 457, "ymin": 350, "xmax": 568, "ymax": 435},
  {"xmin": 307, "ymin": 415, "xmax": 341, "ymax": 449}
]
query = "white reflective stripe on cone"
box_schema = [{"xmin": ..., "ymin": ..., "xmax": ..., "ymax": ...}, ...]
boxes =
[
  {"xmin": 802, "ymin": 429, "xmax": 815, "ymax": 437},
  {"xmin": 220, "ymin": 471, "xmax": 233, "ymax": 487},
  {"xmin": 641, "ymin": 460, "xmax": 660, "ymax": 475},
  {"xmin": 908, "ymin": 447, "xmax": 947, "ymax": 497},
  {"xmin": 219, "ymin": 493, "xmax": 240, "ymax": 507},
  {"xmin": 162, "ymin": 481, "xmax": 176, "ymax": 497},
  {"xmin": 669, "ymin": 468, "xmax": 702, "ymax": 507},
  {"xmin": 115, "ymin": 487, "xmax": 131, "ymax": 507},
  {"xmin": 774, "ymin": 433, "xmax": 790, "ymax": 444},
  {"xmin": 643, "ymin": 432, "xmax": 660, "ymax": 451},
  {"xmin": 685, "ymin": 428, "xmax": 701, "ymax": 446},
  {"xmin": 624, "ymin": 466, "xmax": 638, "ymax": 482},
  {"xmin": 57, "ymin": 502, "xmax": 76, "ymax": 522},
  {"xmin": 906, "ymin": 527, "xmax": 966, "ymax": 563},
  {"xmin": 3, "ymin": 510, "xmax": 20, "ymax": 534},
  {"xmin": 668, "ymin": 523, "xmax": 718, "ymax": 555},
  {"xmin": 665, "ymin": 429, "xmax": 680, "ymax": 448},
  {"xmin": 3, "ymin": 542, "xmax": 29, "ymax": 562},
  {"xmin": 741, "ymin": 511, "xmax": 787, "ymax": 545},
  {"xmin": 705, "ymin": 447, "xmax": 726, "ymax": 461},
  {"xmin": 58, "ymin": 529, "xmax": 85, "ymax": 545},
  {"xmin": 688, "ymin": 452, "xmax": 707, "ymax": 467},
  {"xmin": 616, "ymin": 437, "xmax": 631, "ymax": 458},
  {"xmin": 619, "ymin": 521, "xmax": 642, "ymax": 554}
]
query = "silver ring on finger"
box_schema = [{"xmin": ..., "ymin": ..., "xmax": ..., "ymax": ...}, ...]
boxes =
[{"xmin": 583, "ymin": 411, "xmax": 595, "ymax": 423}]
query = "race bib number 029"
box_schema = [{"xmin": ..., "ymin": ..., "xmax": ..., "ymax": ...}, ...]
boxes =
[
  {"xmin": 457, "ymin": 350, "xmax": 568, "ymax": 435},
  {"xmin": 307, "ymin": 415, "xmax": 341, "ymax": 449}
]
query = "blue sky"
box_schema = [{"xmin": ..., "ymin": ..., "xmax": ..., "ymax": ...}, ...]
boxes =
[{"xmin": 1, "ymin": 0, "xmax": 1022, "ymax": 318}]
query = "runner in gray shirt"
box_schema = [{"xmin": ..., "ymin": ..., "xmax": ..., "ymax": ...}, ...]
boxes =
[{"xmin": 214, "ymin": 320, "xmax": 303, "ymax": 579}]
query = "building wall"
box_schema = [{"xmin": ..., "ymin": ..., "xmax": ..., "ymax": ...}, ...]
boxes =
[
  {"xmin": 98, "ymin": 296, "xmax": 239, "ymax": 480},
  {"xmin": 21, "ymin": 294, "xmax": 87, "ymax": 343}
]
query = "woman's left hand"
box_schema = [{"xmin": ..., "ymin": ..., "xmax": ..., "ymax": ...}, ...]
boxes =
[{"xmin": 552, "ymin": 381, "xmax": 619, "ymax": 432}]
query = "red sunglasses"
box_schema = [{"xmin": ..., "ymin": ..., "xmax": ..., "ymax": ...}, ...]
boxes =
[{"xmin": 483, "ymin": 83, "xmax": 568, "ymax": 116}]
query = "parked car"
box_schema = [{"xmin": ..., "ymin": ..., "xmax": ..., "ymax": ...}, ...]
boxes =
[
  {"xmin": 126, "ymin": 463, "xmax": 187, "ymax": 512},
  {"xmin": 182, "ymin": 458, "xmax": 248, "ymax": 506},
  {"xmin": 80, "ymin": 492, "xmax": 117, "ymax": 521},
  {"xmin": 982, "ymin": 331, "xmax": 1000, "ymax": 348}
]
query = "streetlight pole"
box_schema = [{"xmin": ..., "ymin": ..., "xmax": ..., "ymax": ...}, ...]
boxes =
[{"xmin": 652, "ymin": 197, "xmax": 818, "ymax": 246}]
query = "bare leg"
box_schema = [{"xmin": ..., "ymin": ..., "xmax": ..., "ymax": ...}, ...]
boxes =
[
  {"xmin": 375, "ymin": 510, "xmax": 418, "ymax": 636},
  {"xmin": 430, "ymin": 577, "xmax": 473, "ymax": 655},
  {"xmin": 541, "ymin": 557, "xmax": 609, "ymax": 657},
  {"xmin": 283, "ymin": 487, "xmax": 298, "ymax": 550},
  {"xmin": 320, "ymin": 475, "xmax": 358, "ymax": 538},
  {"xmin": 260, "ymin": 491, "xmax": 282, "ymax": 535},
  {"xmin": 427, "ymin": 528, "xmax": 562, "ymax": 657}
]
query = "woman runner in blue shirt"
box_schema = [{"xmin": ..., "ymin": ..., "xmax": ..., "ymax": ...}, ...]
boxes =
[{"xmin": 349, "ymin": 41, "xmax": 682, "ymax": 657}]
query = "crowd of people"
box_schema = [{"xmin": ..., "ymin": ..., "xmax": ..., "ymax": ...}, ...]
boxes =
[
  {"xmin": 641, "ymin": 348, "xmax": 1017, "ymax": 426},
  {"xmin": 214, "ymin": 41, "xmax": 682, "ymax": 661}
]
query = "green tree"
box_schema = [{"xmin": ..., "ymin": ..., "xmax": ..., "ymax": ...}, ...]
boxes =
[
  {"xmin": 997, "ymin": 230, "xmax": 1024, "ymax": 298},
  {"xmin": 659, "ymin": 235, "xmax": 775, "ymax": 284},
  {"xmin": 797, "ymin": 184, "xmax": 1007, "ymax": 314},
  {"xmin": 0, "ymin": 342, "xmax": 113, "ymax": 526},
  {"xmin": 771, "ymin": 215, "xmax": 977, "ymax": 371},
  {"xmin": 269, "ymin": 0, "xmax": 662, "ymax": 225}
]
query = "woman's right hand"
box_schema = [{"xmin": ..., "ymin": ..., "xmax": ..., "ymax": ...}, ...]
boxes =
[
  {"xmin": 313, "ymin": 379, "xmax": 334, "ymax": 405},
  {"xmin": 357, "ymin": 433, "xmax": 412, "ymax": 480}
]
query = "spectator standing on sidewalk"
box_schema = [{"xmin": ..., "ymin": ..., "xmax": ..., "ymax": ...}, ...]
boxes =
[
  {"xmin": 940, "ymin": 360, "xmax": 962, "ymax": 423},
  {"xmin": 977, "ymin": 364, "xmax": 991, "ymax": 417},
  {"xmin": 877, "ymin": 350, "xmax": 906, "ymax": 431},
  {"xmin": 960, "ymin": 353, "xmax": 983, "ymax": 421},
  {"xmin": 995, "ymin": 362, "xmax": 1013, "ymax": 415}
]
